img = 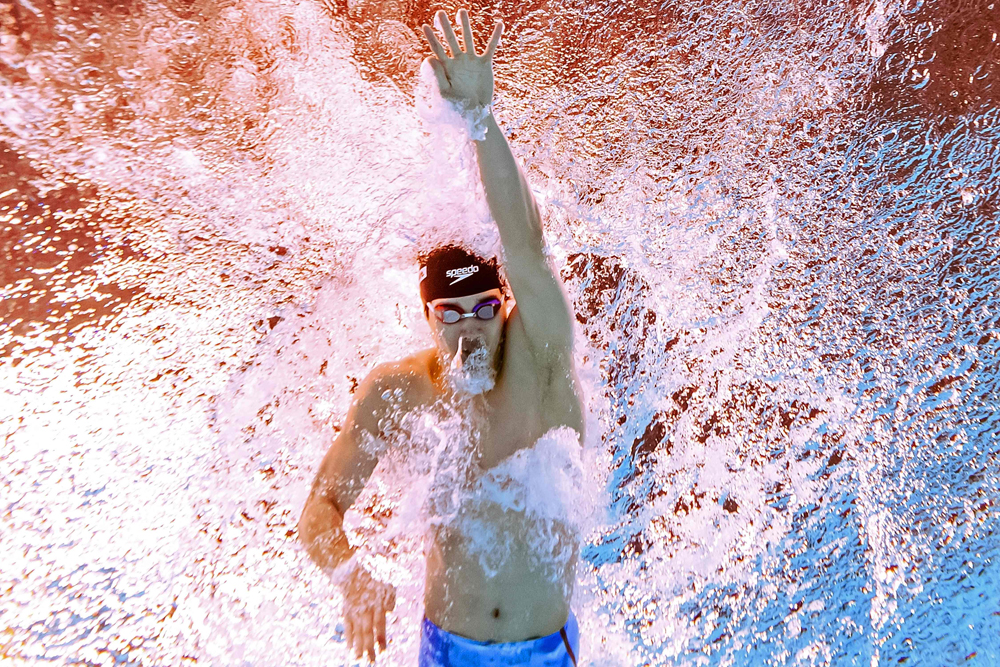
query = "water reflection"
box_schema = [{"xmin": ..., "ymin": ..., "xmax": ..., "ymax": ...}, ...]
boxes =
[{"xmin": 2, "ymin": 0, "xmax": 999, "ymax": 665}]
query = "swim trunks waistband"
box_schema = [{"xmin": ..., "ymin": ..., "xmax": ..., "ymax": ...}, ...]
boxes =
[{"xmin": 419, "ymin": 613, "xmax": 579, "ymax": 667}]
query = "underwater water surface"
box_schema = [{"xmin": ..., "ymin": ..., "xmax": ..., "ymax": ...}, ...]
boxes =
[{"xmin": 2, "ymin": 0, "xmax": 999, "ymax": 665}]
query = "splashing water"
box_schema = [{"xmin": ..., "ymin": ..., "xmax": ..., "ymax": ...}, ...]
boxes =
[
  {"xmin": 2, "ymin": 0, "xmax": 999, "ymax": 665},
  {"xmin": 446, "ymin": 336, "xmax": 495, "ymax": 395}
]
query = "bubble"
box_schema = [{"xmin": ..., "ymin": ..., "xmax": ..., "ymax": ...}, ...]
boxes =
[{"xmin": 4, "ymin": 0, "xmax": 999, "ymax": 665}]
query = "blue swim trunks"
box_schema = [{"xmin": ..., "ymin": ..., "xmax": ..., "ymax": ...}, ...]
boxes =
[{"xmin": 419, "ymin": 613, "xmax": 579, "ymax": 667}]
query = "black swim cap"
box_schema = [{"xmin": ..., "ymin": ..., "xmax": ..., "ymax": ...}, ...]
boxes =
[{"xmin": 419, "ymin": 245, "xmax": 503, "ymax": 303}]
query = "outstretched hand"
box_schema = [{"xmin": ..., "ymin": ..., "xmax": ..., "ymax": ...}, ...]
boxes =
[{"xmin": 422, "ymin": 9, "xmax": 503, "ymax": 109}]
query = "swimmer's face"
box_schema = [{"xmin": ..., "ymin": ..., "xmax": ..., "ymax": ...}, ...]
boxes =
[{"xmin": 425, "ymin": 288, "xmax": 507, "ymax": 366}]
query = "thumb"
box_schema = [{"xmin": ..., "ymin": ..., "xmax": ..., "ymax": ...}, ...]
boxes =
[{"xmin": 425, "ymin": 56, "xmax": 451, "ymax": 92}]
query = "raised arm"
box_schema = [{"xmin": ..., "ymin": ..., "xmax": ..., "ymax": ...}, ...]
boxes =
[{"xmin": 422, "ymin": 10, "xmax": 575, "ymax": 366}]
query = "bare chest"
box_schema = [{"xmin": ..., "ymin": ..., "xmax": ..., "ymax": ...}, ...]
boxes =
[
  {"xmin": 471, "ymin": 340, "xmax": 570, "ymax": 469},
  {"xmin": 473, "ymin": 386, "xmax": 544, "ymax": 470}
]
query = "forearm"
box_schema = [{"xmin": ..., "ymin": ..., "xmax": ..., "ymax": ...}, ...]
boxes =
[
  {"xmin": 474, "ymin": 113, "xmax": 544, "ymax": 256},
  {"xmin": 298, "ymin": 495, "xmax": 355, "ymax": 572}
]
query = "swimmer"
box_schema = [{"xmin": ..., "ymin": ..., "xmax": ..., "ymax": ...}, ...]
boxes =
[{"xmin": 298, "ymin": 9, "xmax": 584, "ymax": 665}]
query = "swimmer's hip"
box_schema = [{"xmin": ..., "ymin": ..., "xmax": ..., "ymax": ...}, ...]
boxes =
[{"xmin": 419, "ymin": 612, "xmax": 579, "ymax": 667}]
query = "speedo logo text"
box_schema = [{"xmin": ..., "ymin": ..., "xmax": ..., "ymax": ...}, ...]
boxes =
[{"xmin": 446, "ymin": 265, "xmax": 479, "ymax": 285}]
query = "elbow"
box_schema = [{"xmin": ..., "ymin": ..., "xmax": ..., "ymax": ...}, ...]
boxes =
[
  {"xmin": 297, "ymin": 500, "xmax": 329, "ymax": 568},
  {"xmin": 297, "ymin": 501, "xmax": 314, "ymax": 547},
  {"xmin": 297, "ymin": 491, "xmax": 344, "ymax": 547},
  {"xmin": 297, "ymin": 493, "xmax": 328, "ymax": 548}
]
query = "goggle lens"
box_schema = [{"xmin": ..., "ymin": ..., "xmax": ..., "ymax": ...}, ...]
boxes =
[
  {"xmin": 475, "ymin": 303, "xmax": 496, "ymax": 320},
  {"xmin": 433, "ymin": 298, "xmax": 501, "ymax": 324}
]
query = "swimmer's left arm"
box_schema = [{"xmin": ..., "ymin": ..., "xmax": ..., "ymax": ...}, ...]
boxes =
[
  {"xmin": 423, "ymin": 9, "xmax": 575, "ymax": 363},
  {"xmin": 475, "ymin": 114, "xmax": 575, "ymax": 360}
]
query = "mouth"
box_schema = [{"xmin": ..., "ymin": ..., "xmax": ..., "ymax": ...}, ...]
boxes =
[
  {"xmin": 457, "ymin": 336, "xmax": 484, "ymax": 363},
  {"xmin": 447, "ymin": 336, "xmax": 495, "ymax": 395}
]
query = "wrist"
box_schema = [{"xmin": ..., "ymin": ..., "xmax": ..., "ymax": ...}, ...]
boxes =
[
  {"xmin": 305, "ymin": 525, "xmax": 354, "ymax": 571},
  {"xmin": 327, "ymin": 552, "xmax": 359, "ymax": 586},
  {"xmin": 451, "ymin": 100, "xmax": 492, "ymax": 141}
]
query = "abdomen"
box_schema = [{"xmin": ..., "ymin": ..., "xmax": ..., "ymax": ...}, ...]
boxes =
[{"xmin": 423, "ymin": 504, "xmax": 577, "ymax": 642}]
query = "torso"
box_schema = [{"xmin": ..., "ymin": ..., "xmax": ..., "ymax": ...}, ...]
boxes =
[{"xmin": 382, "ymin": 308, "xmax": 584, "ymax": 642}]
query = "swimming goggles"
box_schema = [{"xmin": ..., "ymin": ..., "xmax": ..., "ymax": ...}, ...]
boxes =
[{"xmin": 430, "ymin": 298, "xmax": 502, "ymax": 324}]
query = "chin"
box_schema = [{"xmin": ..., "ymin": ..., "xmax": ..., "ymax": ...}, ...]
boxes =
[{"xmin": 450, "ymin": 371, "xmax": 495, "ymax": 396}]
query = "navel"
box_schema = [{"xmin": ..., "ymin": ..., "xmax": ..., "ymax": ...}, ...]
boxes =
[{"xmin": 492, "ymin": 608, "xmax": 500, "ymax": 619}]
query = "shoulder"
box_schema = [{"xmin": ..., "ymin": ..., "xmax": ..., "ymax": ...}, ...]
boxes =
[{"xmin": 354, "ymin": 350, "xmax": 436, "ymax": 415}]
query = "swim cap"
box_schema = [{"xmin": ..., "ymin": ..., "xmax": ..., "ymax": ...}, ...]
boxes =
[{"xmin": 419, "ymin": 245, "xmax": 503, "ymax": 303}]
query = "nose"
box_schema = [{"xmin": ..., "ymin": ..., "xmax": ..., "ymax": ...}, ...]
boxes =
[
  {"xmin": 454, "ymin": 316, "xmax": 486, "ymax": 334},
  {"xmin": 447, "ymin": 321, "xmax": 482, "ymax": 350}
]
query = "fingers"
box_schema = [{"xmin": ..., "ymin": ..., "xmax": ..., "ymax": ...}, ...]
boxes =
[
  {"xmin": 365, "ymin": 604, "xmax": 387, "ymax": 661},
  {"xmin": 458, "ymin": 8, "xmax": 475, "ymax": 56},
  {"xmin": 485, "ymin": 20, "xmax": 503, "ymax": 60},
  {"xmin": 437, "ymin": 9, "xmax": 462, "ymax": 57},
  {"xmin": 358, "ymin": 607, "xmax": 373, "ymax": 660},
  {"xmin": 375, "ymin": 605, "xmax": 387, "ymax": 652},
  {"xmin": 342, "ymin": 574, "xmax": 397, "ymax": 661},
  {"xmin": 344, "ymin": 608, "xmax": 387, "ymax": 661},
  {"xmin": 426, "ymin": 56, "xmax": 450, "ymax": 91},
  {"xmin": 427, "ymin": 10, "xmax": 501, "ymax": 61},
  {"xmin": 422, "ymin": 24, "xmax": 449, "ymax": 63},
  {"xmin": 344, "ymin": 616, "xmax": 355, "ymax": 657}
]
